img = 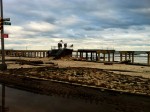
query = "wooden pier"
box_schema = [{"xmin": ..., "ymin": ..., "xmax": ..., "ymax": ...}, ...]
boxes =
[
  {"xmin": 147, "ymin": 52, "xmax": 150, "ymax": 65},
  {"xmin": 75, "ymin": 49, "xmax": 115, "ymax": 62},
  {"xmin": 119, "ymin": 51, "xmax": 134, "ymax": 63},
  {"xmin": 0, "ymin": 50, "xmax": 48, "ymax": 58},
  {"xmin": 73, "ymin": 49, "xmax": 150, "ymax": 66},
  {"xmin": 1, "ymin": 49, "xmax": 150, "ymax": 66}
]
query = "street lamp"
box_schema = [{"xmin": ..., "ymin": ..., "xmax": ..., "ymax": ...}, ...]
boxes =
[{"xmin": 0, "ymin": 0, "xmax": 7, "ymax": 70}]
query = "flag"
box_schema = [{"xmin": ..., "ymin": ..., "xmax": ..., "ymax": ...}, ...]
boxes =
[
  {"xmin": 60, "ymin": 40, "xmax": 63, "ymax": 43},
  {"xmin": 2, "ymin": 34, "xmax": 8, "ymax": 38},
  {"xmin": 70, "ymin": 44, "xmax": 73, "ymax": 47}
]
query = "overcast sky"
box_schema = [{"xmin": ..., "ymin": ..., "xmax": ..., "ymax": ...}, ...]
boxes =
[{"xmin": 2, "ymin": 0, "xmax": 150, "ymax": 50}]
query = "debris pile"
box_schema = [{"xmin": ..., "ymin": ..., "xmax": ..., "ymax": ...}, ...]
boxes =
[{"xmin": 2, "ymin": 67, "xmax": 150, "ymax": 95}]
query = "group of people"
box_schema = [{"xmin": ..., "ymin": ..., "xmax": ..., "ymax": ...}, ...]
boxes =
[
  {"xmin": 58, "ymin": 40, "xmax": 73, "ymax": 49},
  {"xmin": 47, "ymin": 40, "xmax": 73, "ymax": 57},
  {"xmin": 58, "ymin": 40, "xmax": 67, "ymax": 49}
]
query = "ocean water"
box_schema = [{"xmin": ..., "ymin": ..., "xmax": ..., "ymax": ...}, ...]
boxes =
[{"xmin": 114, "ymin": 54, "xmax": 147, "ymax": 64}]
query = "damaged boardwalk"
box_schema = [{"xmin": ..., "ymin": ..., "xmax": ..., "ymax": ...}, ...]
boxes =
[{"xmin": 74, "ymin": 49, "xmax": 150, "ymax": 65}]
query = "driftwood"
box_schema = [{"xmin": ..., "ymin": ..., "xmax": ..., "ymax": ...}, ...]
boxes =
[
  {"xmin": 16, "ymin": 60, "xmax": 44, "ymax": 65},
  {"xmin": 104, "ymin": 62, "xmax": 113, "ymax": 65},
  {"xmin": 120, "ymin": 60, "xmax": 131, "ymax": 64}
]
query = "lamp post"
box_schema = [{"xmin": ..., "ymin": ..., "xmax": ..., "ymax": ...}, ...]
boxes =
[{"xmin": 0, "ymin": 0, "xmax": 7, "ymax": 70}]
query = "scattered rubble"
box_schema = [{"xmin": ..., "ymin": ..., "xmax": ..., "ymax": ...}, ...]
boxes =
[{"xmin": 1, "ymin": 66, "xmax": 150, "ymax": 96}]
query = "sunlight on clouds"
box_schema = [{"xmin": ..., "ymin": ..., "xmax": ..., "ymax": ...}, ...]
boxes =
[
  {"xmin": 131, "ymin": 8, "xmax": 150, "ymax": 14},
  {"xmin": 5, "ymin": 26, "xmax": 23, "ymax": 34},
  {"xmin": 5, "ymin": 25, "xmax": 37, "ymax": 38},
  {"xmin": 56, "ymin": 15, "xmax": 81, "ymax": 26},
  {"xmin": 92, "ymin": 10, "xmax": 120, "ymax": 21},
  {"xmin": 26, "ymin": 21, "xmax": 58, "ymax": 32}
]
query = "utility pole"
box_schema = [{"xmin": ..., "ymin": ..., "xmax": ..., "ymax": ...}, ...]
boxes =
[
  {"xmin": 2, "ymin": 85, "xmax": 5, "ymax": 112},
  {"xmin": 0, "ymin": 0, "xmax": 7, "ymax": 70}
]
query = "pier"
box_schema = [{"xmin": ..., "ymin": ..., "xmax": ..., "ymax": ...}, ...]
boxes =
[
  {"xmin": 73, "ymin": 49, "xmax": 150, "ymax": 66},
  {"xmin": 0, "ymin": 50, "xmax": 48, "ymax": 58},
  {"xmin": 76, "ymin": 49, "xmax": 115, "ymax": 62},
  {"xmin": 0, "ymin": 49, "xmax": 150, "ymax": 66},
  {"xmin": 147, "ymin": 52, "xmax": 150, "ymax": 65},
  {"xmin": 119, "ymin": 51, "xmax": 134, "ymax": 63}
]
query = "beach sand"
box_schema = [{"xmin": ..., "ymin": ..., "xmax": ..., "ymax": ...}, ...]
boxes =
[
  {"xmin": 3, "ymin": 56, "xmax": 150, "ymax": 79},
  {"xmin": 1, "ymin": 56, "xmax": 149, "ymax": 94},
  {"xmin": 1, "ymin": 56, "xmax": 150, "ymax": 112},
  {"xmin": 51, "ymin": 59, "xmax": 150, "ymax": 79}
]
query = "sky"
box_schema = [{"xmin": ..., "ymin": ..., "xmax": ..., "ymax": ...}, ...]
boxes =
[{"xmin": 2, "ymin": 0, "xmax": 150, "ymax": 51}]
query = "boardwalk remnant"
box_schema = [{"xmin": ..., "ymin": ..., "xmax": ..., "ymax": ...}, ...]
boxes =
[
  {"xmin": 76, "ymin": 49, "xmax": 115, "ymax": 62},
  {"xmin": 146, "ymin": 52, "xmax": 150, "ymax": 65},
  {"xmin": 119, "ymin": 51, "xmax": 134, "ymax": 64}
]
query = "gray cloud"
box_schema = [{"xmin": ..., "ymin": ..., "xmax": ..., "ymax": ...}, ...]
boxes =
[{"xmin": 3, "ymin": 0, "xmax": 150, "ymax": 50}]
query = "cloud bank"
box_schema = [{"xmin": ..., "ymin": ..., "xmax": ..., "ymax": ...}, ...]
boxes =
[{"xmin": 2, "ymin": 0, "xmax": 150, "ymax": 50}]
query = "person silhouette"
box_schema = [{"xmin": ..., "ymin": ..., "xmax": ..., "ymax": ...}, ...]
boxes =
[{"xmin": 64, "ymin": 43, "xmax": 67, "ymax": 48}]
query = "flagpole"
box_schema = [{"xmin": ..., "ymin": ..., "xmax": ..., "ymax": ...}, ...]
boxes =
[{"xmin": 0, "ymin": 0, "xmax": 7, "ymax": 70}]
